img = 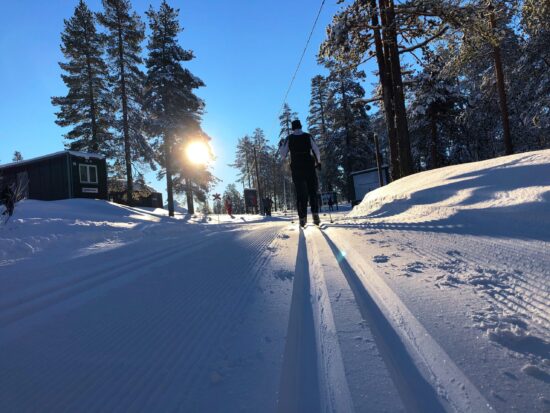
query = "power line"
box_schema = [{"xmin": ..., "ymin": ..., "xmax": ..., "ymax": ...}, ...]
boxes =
[{"xmin": 279, "ymin": 0, "xmax": 327, "ymax": 118}]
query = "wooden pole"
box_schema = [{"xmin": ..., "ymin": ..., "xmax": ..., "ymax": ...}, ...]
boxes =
[
  {"xmin": 253, "ymin": 146, "xmax": 263, "ymax": 214},
  {"xmin": 373, "ymin": 133, "xmax": 385, "ymax": 187}
]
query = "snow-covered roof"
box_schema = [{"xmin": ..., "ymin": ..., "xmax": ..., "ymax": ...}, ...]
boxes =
[
  {"xmin": 0, "ymin": 150, "xmax": 105, "ymax": 169},
  {"xmin": 350, "ymin": 165, "xmax": 389, "ymax": 176},
  {"xmin": 108, "ymin": 178, "xmax": 156, "ymax": 193}
]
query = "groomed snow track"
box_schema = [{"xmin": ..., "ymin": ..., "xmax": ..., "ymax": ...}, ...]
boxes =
[
  {"xmin": 0, "ymin": 219, "xmax": 522, "ymax": 412},
  {"xmin": 277, "ymin": 224, "xmax": 494, "ymax": 413}
]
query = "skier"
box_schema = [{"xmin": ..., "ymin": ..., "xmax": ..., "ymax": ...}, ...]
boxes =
[
  {"xmin": 279, "ymin": 119, "xmax": 321, "ymax": 227},
  {"xmin": 264, "ymin": 197, "xmax": 273, "ymax": 216},
  {"xmin": 224, "ymin": 196, "xmax": 233, "ymax": 218},
  {"xmin": 328, "ymin": 195, "xmax": 334, "ymax": 212}
]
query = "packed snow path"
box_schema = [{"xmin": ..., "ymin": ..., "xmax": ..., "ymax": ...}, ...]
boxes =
[
  {"xmin": 2, "ymin": 217, "xmax": 548, "ymax": 411},
  {"xmin": 2, "ymin": 151, "xmax": 550, "ymax": 413}
]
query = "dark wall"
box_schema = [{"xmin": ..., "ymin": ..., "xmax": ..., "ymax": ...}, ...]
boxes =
[
  {"xmin": 0, "ymin": 152, "xmax": 108, "ymax": 201},
  {"xmin": 0, "ymin": 154, "xmax": 70, "ymax": 200},
  {"xmin": 109, "ymin": 192, "xmax": 163, "ymax": 208},
  {"xmin": 69, "ymin": 155, "xmax": 108, "ymax": 200}
]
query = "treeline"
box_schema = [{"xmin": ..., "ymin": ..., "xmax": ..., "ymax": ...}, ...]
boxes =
[
  {"xmin": 308, "ymin": 0, "xmax": 548, "ymax": 200},
  {"xmin": 231, "ymin": 124, "xmax": 295, "ymax": 212},
  {"xmin": 52, "ymin": 0, "xmax": 214, "ymax": 215}
]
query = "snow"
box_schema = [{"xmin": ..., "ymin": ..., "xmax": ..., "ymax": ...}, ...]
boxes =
[
  {"xmin": 1, "ymin": 150, "xmax": 549, "ymax": 412},
  {"xmin": 0, "ymin": 150, "xmax": 104, "ymax": 169}
]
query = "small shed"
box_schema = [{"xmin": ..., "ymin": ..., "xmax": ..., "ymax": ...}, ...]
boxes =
[
  {"xmin": 351, "ymin": 165, "xmax": 390, "ymax": 205},
  {"xmin": 0, "ymin": 151, "xmax": 108, "ymax": 201},
  {"xmin": 108, "ymin": 179, "xmax": 163, "ymax": 208}
]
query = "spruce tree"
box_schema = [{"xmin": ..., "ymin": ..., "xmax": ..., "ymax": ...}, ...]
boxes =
[
  {"xmin": 98, "ymin": 0, "xmax": 148, "ymax": 205},
  {"xmin": 308, "ymin": 75, "xmax": 339, "ymax": 192},
  {"xmin": 326, "ymin": 65, "xmax": 374, "ymax": 201},
  {"xmin": 52, "ymin": 0, "xmax": 112, "ymax": 154},
  {"xmin": 143, "ymin": 1, "xmax": 205, "ymax": 216},
  {"xmin": 409, "ymin": 48, "xmax": 463, "ymax": 169}
]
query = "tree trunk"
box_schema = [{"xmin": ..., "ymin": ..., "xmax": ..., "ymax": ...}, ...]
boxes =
[
  {"xmin": 383, "ymin": 0, "xmax": 413, "ymax": 177},
  {"xmin": 430, "ymin": 110, "xmax": 440, "ymax": 168},
  {"xmin": 340, "ymin": 78, "xmax": 355, "ymax": 202},
  {"xmin": 371, "ymin": 0, "xmax": 400, "ymax": 180},
  {"xmin": 185, "ymin": 178, "xmax": 195, "ymax": 215},
  {"xmin": 84, "ymin": 29, "xmax": 98, "ymax": 153},
  {"xmin": 489, "ymin": 9, "xmax": 513, "ymax": 155},
  {"xmin": 245, "ymin": 150, "xmax": 252, "ymax": 188},
  {"xmin": 253, "ymin": 146, "xmax": 263, "ymax": 213},
  {"xmin": 164, "ymin": 138, "xmax": 174, "ymax": 217},
  {"xmin": 116, "ymin": 20, "xmax": 133, "ymax": 206},
  {"xmin": 373, "ymin": 133, "xmax": 385, "ymax": 186}
]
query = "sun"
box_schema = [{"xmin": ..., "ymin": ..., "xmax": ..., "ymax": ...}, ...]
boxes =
[{"xmin": 186, "ymin": 141, "xmax": 211, "ymax": 165}]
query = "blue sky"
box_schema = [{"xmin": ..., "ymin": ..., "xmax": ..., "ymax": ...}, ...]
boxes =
[{"xmin": 0, "ymin": 0, "xmax": 373, "ymax": 199}]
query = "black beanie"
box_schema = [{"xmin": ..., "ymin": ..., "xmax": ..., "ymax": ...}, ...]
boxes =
[{"xmin": 291, "ymin": 119, "xmax": 302, "ymax": 130}]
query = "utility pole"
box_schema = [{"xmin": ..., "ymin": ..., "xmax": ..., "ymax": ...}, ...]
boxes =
[
  {"xmin": 253, "ymin": 146, "xmax": 263, "ymax": 214},
  {"xmin": 373, "ymin": 133, "xmax": 385, "ymax": 187},
  {"xmin": 283, "ymin": 179, "xmax": 287, "ymax": 212}
]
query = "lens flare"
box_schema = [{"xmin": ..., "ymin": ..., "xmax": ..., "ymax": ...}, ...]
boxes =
[{"xmin": 186, "ymin": 141, "xmax": 210, "ymax": 165}]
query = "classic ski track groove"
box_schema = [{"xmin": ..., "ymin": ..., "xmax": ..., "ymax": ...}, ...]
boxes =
[
  {"xmin": 277, "ymin": 227, "xmax": 321, "ymax": 413},
  {"xmin": 320, "ymin": 227, "xmax": 494, "ymax": 413},
  {"xmin": 304, "ymin": 227, "xmax": 367, "ymax": 413}
]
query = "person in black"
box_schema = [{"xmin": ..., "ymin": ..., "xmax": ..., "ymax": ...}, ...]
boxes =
[
  {"xmin": 1, "ymin": 185, "xmax": 15, "ymax": 217},
  {"xmin": 327, "ymin": 195, "xmax": 334, "ymax": 212},
  {"xmin": 264, "ymin": 197, "xmax": 273, "ymax": 216},
  {"xmin": 279, "ymin": 119, "xmax": 321, "ymax": 227}
]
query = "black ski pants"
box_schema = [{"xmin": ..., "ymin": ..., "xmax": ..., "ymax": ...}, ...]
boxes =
[{"xmin": 291, "ymin": 167, "xmax": 319, "ymax": 219}]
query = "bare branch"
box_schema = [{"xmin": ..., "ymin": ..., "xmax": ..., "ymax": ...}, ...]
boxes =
[
  {"xmin": 354, "ymin": 96, "xmax": 383, "ymax": 104},
  {"xmin": 399, "ymin": 26, "xmax": 449, "ymax": 54}
]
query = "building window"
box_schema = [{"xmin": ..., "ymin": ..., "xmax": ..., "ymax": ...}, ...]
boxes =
[{"xmin": 79, "ymin": 164, "xmax": 98, "ymax": 184}]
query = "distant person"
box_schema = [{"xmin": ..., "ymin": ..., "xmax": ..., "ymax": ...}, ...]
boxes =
[
  {"xmin": 1, "ymin": 185, "xmax": 15, "ymax": 217},
  {"xmin": 264, "ymin": 197, "xmax": 273, "ymax": 216},
  {"xmin": 279, "ymin": 119, "xmax": 321, "ymax": 227},
  {"xmin": 328, "ymin": 196, "xmax": 334, "ymax": 212},
  {"xmin": 224, "ymin": 197, "xmax": 233, "ymax": 217}
]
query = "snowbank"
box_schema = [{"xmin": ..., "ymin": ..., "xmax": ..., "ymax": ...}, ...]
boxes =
[
  {"xmin": 345, "ymin": 150, "xmax": 550, "ymax": 384},
  {"xmin": 0, "ymin": 199, "xmax": 188, "ymax": 265},
  {"xmin": 350, "ymin": 149, "xmax": 550, "ymax": 241}
]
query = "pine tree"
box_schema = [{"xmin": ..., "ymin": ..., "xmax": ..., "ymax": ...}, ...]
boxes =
[
  {"xmin": 409, "ymin": 47, "xmax": 463, "ymax": 169},
  {"xmin": 325, "ymin": 64, "xmax": 374, "ymax": 201},
  {"xmin": 231, "ymin": 135, "xmax": 255, "ymax": 189},
  {"xmin": 320, "ymin": 0, "xmax": 453, "ymax": 180},
  {"xmin": 511, "ymin": 0, "xmax": 550, "ymax": 150},
  {"xmin": 278, "ymin": 103, "xmax": 298, "ymax": 139},
  {"xmin": 12, "ymin": 151, "xmax": 23, "ymax": 162},
  {"xmin": 143, "ymin": 1, "xmax": 206, "ymax": 216},
  {"xmin": 98, "ymin": 0, "xmax": 149, "ymax": 206},
  {"xmin": 308, "ymin": 75, "xmax": 339, "ymax": 192},
  {"xmin": 232, "ymin": 130, "xmax": 295, "ymax": 212},
  {"xmin": 52, "ymin": 0, "xmax": 112, "ymax": 154}
]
